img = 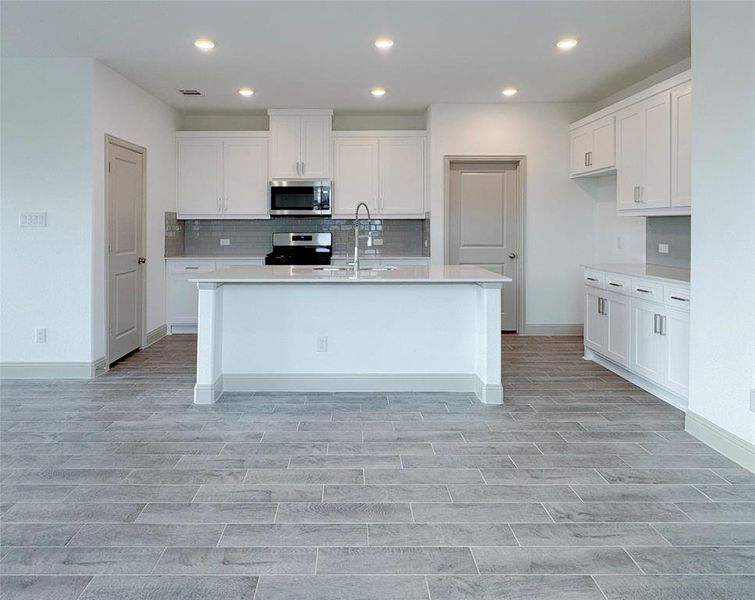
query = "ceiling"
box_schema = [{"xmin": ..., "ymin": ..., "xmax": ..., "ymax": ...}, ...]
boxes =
[{"xmin": 1, "ymin": 1, "xmax": 691, "ymax": 113}]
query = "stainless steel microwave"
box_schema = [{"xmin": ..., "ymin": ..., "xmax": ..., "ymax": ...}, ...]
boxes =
[{"xmin": 269, "ymin": 180, "xmax": 331, "ymax": 216}]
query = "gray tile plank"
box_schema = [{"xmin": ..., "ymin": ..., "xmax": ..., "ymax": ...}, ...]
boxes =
[
  {"xmin": 448, "ymin": 484, "xmax": 579, "ymax": 502},
  {"xmin": 473, "ymin": 546, "xmax": 640, "ymax": 574},
  {"xmin": 194, "ymin": 484, "xmax": 323, "ymax": 502},
  {"xmin": 544, "ymin": 502, "xmax": 691, "ymax": 523},
  {"xmin": 401, "ymin": 456, "xmax": 516, "ymax": 469},
  {"xmin": 596, "ymin": 468, "xmax": 728, "ymax": 484},
  {"xmin": 68, "ymin": 523, "xmax": 224, "ymax": 547},
  {"xmin": 365, "ymin": 469, "xmax": 484, "ymax": 484},
  {"xmin": 289, "ymin": 455, "xmax": 401, "ymax": 469},
  {"xmin": 412, "ymin": 502, "xmax": 551, "ymax": 523},
  {"xmin": 220, "ymin": 524, "xmax": 368, "ymax": 547},
  {"xmin": 0, "ymin": 547, "xmax": 163, "ymax": 574},
  {"xmin": 135, "ymin": 502, "xmax": 277, "ymax": 524},
  {"xmin": 324, "ymin": 485, "xmax": 451, "ymax": 502},
  {"xmin": 511, "ymin": 523, "xmax": 669, "ymax": 546},
  {"xmin": 0, "ymin": 575, "xmax": 92, "ymax": 600},
  {"xmin": 427, "ymin": 574, "xmax": 605, "ymax": 599},
  {"xmin": 674, "ymin": 502, "xmax": 755, "ymax": 522},
  {"xmin": 626, "ymin": 546, "xmax": 755, "ymax": 574},
  {"xmin": 0, "ymin": 484, "xmax": 74, "ymax": 502},
  {"xmin": 275, "ymin": 502, "xmax": 413, "ymax": 523},
  {"xmin": 318, "ymin": 547, "xmax": 477, "ymax": 574},
  {"xmin": 243, "ymin": 468, "xmax": 363, "ymax": 484},
  {"xmin": 253, "ymin": 575, "xmax": 428, "ymax": 600},
  {"xmin": 594, "ymin": 574, "xmax": 755, "ymax": 600},
  {"xmin": 0, "ymin": 524, "xmax": 82, "ymax": 547},
  {"xmin": 2, "ymin": 502, "xmax": 145, "ymax": 523},
  {"xmin": 368, "ymin": 523, "xmax": 517, "ymax": 546},
  {"xmin": 77, "ymin": 575, "xmax": 258, "ymax": 600},
  {"xmin": 154, "ymin": 547, "xmax": 317, "ymax": 574},
  {"xmin": 125, "ymin": 468, "xmax": 246, "ymax": 484},
  {"xmin": 695, "ymin": 484, "xmax": 755, "ymax": 501},
  {"xmin": 572, "ymin": 484, "xmax": 709, "ymax": 502},
  {"xmin": 64, "ymin": 484, "xmax": 199, "ymax": 502},
  {"xmin": 480, "ymin": 468, "xmax": 604, "ymax": 484},
  {"xmin": 652, "ymin": 523, "xmax": 755, "ymax": 546}
]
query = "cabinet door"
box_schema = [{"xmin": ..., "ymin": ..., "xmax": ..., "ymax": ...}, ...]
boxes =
[
  {"xmin": 641, "ymin": 92, "xmax": 672, "ymax": 208},
  {"xmin": 177, "ymin": 139, "xmax": 223, "ymax": 216},
  {"xmin": 671, "ymin": 83, "xmax": 692, "ymax": 208},
  {"xmin": 269, "ymin": 116, "xmax": 301, "ymax": 179},
  {"xmin": 223, "ymin": 138, "xmax": 269, "ymax": 217},
  {"xmin": 661, "ymin": 307, "xmax": 690, "ymax": 398},
  {"xmin": 333, "ymin": 137, "xmax": 379, "ymax": 217},
  {"xmin": 604, "ymin": 290, "xmax": 631, "ymax": 367},
  {"xmin": 616, "ymin": 105, "xmax": 645, "ymax": 210},
  {"xmin": 631, "ymin": 299, "xmax": 665, "ymax": 384},
  {"xmin": 591, "ymin": 115, "xmax": 615, "ymax": 171},
  {"xmin": 167, "ymin": 275, "xmax": 200, "ymax": 326},
  {"xmin": 378, "ymin": 137, "xmax": 425, "ymax": 217},
  {"xmin": 300, "ymin": 116, "xmax": 331, "ymax": 179},
  {"xmin": 584, "ymin": 288, "xmax": 606, "ymax": 353},
  {"xmin": 570, "ymin": 126, "xmax": 592, "ymax": 176}
]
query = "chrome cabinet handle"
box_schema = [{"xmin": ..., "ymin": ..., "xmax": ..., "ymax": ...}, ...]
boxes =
[
  {"xmin": 636, "ymin": 288, "xmax": 651, "ymax": 294},
  {"xmin": 185, "ymin": 266, "xmax": 199, "ymax": 270},
  {"xmin": 217, "ymin": 197, "xmax": 222, "ymax": 212},
  {"xmin": 584, "ymin": 152, "xmax": 588, "ymax": 167},
  {"xmin": 223, "ymin": 197, "xmax": 228, "ymax": 211},
  {"xmin": 597, "ymin": 298, "xmax": 602, "ymax": 314},
  {"xmin": 586, "ymin": 277, "xmax": 598, "ymax": 282},
  {"xmin": 587, "ymin": 151, "xmax": 592, "ymax": 167},
  {"xmin": 653, "ymin": 313, "xmax": 660, "ymax": 334},
  {"xmin": 670, "ymin": 296, "xmax": 688, "ymax": 302},
  {"xmin": 609, "ymin": 282, "xmax": 622, "ymax": 287},
  {"xmin": 660, "ymin": 315, "xmax": 667, "ymax": 336},
  {"xmin": 301, "ymin": 162, "xmax": 305, "ymax": 175}
]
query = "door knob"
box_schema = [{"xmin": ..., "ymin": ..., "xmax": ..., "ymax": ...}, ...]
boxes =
[
  {"xmin": 509, "ymin": 253, "xmax": 517, "ymax": 259},
  {"xmin": 137, "ymin": 257, "xmax": 146, "ymax": 264}
]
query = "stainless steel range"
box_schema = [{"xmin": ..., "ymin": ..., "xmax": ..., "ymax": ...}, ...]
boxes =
[{"xmin": 264, "ymin": 232, "xmax": 332, "ymax": 266}]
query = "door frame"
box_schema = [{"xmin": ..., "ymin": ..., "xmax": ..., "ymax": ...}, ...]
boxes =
[
  {"xmin": 104, "ymin": 134, "xmax": 147, "ymax": 364},
  {"xmin": 443, "ymin": 155, "xmax": 526, "ymax": 334}
]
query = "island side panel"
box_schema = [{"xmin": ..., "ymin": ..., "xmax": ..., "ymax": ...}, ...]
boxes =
[
  {"xmin": 194, "ymin": 282, "xmax": 224, "ymax": 404},
  {"xmin": 475, "ymin": 282, "xmax": 504, "ymax": 404}
]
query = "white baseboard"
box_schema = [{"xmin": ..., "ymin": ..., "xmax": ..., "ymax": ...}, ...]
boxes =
[
  {"xmin": 168, "ymin": 324, "xmax": 197, "ymax": 335},
  {"xmin": 686, "ymin": 410, "xmax": 755, "ymax": 473},
  {"xmin": 220, "ymin": 372, "xmax": 500, "ymax": 403},
  {"xmin": 0, "ymin": 358, "xmax": 105, "ymax": 379},
  {"xmin": 194, "ymin": 376, "xmax": 223, "ymax": 405},
  {"xmin": 583, "ymin": 348, "xmax": 688, "ymax": 412},
  {"xmin": 519, "ymin": 324, "xmax": 583, "ymax": 336},
  {"xmin": 144, "ymin": 325, "xmax": 167, "ymax": 347}
]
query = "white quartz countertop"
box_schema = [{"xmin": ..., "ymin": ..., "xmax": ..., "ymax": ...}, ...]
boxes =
[
  {"xmin": 190, "ymin": 264, "xmax": 510, "ymax": 284},
  {"xmin": 584, "ymin": 263, "xmax": 690, "ymax": 284},
  {"xmin": 166, "ymin": 255, "xmax": 430, "ymax": 261}
]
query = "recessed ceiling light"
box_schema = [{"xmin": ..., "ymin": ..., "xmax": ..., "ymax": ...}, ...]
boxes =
[
  {"xmin": 501, "ymin": 87, "xmax": 518, "ymax": 97},
  {"xmin": 374, "ymin": 38, "xmax": 394, "ymax": 50},
  {"xmin": 371, "ymin": 88, "xmax": 387, "ymax": 97},
  {"xmin": 557, "ymin": 37, "xmax": 579, "ymax": 50},
  {"xmin": 238, "ymin": 87, "xmax": 255, "ymax": 97},
  {"xmin": 193, "ymin": 38, "xmax": 215, "ymax": 51}
]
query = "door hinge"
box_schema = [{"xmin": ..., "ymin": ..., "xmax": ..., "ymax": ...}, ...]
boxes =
[
  {"xmin": 108, "ymin": 243, "xmax": 111, "ymax": 255},
  {"xmin": 108, "ymin": 161, "xmax": 111, "ymax": 173}
]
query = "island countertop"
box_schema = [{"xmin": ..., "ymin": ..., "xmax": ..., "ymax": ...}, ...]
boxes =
[{"xmin": 190, "ymin": 264, "xmax": 510, "ymax": 284}]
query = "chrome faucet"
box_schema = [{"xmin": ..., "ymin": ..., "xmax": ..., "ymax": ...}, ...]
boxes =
[{"xmin": 353, "ymin": 202, "xmax": 373, "ymax": 274}]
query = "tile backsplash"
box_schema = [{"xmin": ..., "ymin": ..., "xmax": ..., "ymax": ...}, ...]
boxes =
[
  {"xmin": 165, "ymin": 212, "xmax": 430, "ymax": 257},
  {"xmin": 646, "ymin": 216, "xmax": 690, "ymax": 269}
]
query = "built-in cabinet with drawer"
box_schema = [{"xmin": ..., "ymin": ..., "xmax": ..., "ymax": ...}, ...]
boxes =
[
  {"xmin": 584, "ymin": 267, "xmax": 690, "ymax": 408},
  {"xmin": 570, "ymin": 71, "xmax": 691, "ymax": 217},
  {"xmin": 268, "ymin": 110, "xmax": 332, "ymax": 179},
  {"xmin": 177, "ymin": 133, "xmax": 269, "ymax": 219},
  {"xmin": 333, "ymin": 133, "xmax": 426, "ymax": 218}
]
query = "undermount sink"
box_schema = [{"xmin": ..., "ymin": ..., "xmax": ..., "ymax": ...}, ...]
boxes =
[{"xmin": 311, "ymin": 265, "xmax": 398, "ymax": 272}]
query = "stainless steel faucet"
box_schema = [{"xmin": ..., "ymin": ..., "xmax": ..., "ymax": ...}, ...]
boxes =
[{"xmin": 353, "ymin": 202, "xmax": 373, "ymax": 274}]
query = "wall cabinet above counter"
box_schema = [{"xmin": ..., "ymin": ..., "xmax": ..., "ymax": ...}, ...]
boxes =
[
  {"xmin": 570, "ymin": 70, "xmax": 691, "ymax": 217},
  {"xmin": 268, "ymin": 109, "xmax": 332, "ymax": 179}
]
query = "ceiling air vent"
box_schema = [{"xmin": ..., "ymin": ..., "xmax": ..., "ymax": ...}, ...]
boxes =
[{"xmin": 178, "ymin": 89, "xmax": 203, "ymax": 96}]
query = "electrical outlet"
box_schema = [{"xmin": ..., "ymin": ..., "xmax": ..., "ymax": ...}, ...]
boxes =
[
  {"xmin": 20, "ymin": 212, "xmax": 47, "ymax": 227},
  {"xmin": 219, "ymin": 239, "xmax": 230, "ymax": 246},
  {"xmin": 34, "ymin": 328, "xmax": 47, "ymax": 343},
  {"xmin": 373, "ymin": 238, "xmax": 384, "ymax": 246},
  {"xmin": 658, "ymin": 243, "xmax": 669, "ymax": 254},
  {"xmin": 316, "ymin": 336, "xmax": 328, "ymax": 352}
]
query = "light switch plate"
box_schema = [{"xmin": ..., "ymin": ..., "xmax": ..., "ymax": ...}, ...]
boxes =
[
  {"xmin": 219, "ymin": 239, "xmax": 230, "ymax": 246},
  {"xmin": 658, "ymin": 243, "xmax": 669, "ymax": 254},
  {"xmin": 20, "ymin": 212, "xmax": 47, "ymax": 227}
]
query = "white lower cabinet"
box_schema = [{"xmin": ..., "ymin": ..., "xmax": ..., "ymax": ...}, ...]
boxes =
[{"xmin": 584, "ymin": 268, "xmax": 690, "ymax": 406}]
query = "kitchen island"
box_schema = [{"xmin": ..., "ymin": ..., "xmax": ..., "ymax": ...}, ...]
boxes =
[{"xmin": 190, "ymin": 265, "xmax": 510, "ymax": 404}]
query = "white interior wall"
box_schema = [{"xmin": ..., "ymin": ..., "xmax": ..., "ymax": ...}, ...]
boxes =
[
  {"xmin": 0, "ymin": 58, "xmax": 95, "ymax": 364},
  {"xmin": 688, "ymin": 2, "xmax": 755, "ymax": 452},
  {"xmin": 426, "ymin": 103, "xmax": 597, "ymax": 327},
  {"xmin": 92, "ymin": 62, "xmax": 180, "ymax": 360}
]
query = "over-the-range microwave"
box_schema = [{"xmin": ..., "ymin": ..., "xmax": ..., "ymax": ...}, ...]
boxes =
[{"xmin": 269, "ymin": 179, "xmax": 331, "ymax": 216}]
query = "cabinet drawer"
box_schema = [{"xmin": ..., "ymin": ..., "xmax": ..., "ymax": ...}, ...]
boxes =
[
  {"xmin": 215, "ymin": 259, "xmax": 264, "ymax": 269},
  {"xmin": 664, "ymin": 286, "xmax": 691, "ymax": 311},
  {"xmin": 584, "ymin": 270, "xmax": 605, "ymax": 289},
  {"xmin": 631, "ymin": 278, "xmax": 663, "ymax": 302},
  {"xmin": 604, "ymin": 274, "xmax": 631, "ymax": 294},
  {"xmin": 167, "ymin": 260, "xmax": 216, "ymax": 274}
]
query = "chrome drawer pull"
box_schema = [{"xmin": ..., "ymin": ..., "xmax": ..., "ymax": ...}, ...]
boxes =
[
  {"xmin": 636, "ymin": 288, "xmax": 651, "ymax": 293},
  {"xmin": 609, "ymin": 282, "xmax": 622, "ymax": 287},
  {"xmin": 586, "ymin": 277, "xmax": 598, "ymax": 282},
  {"xmin": 185, "ymin": 266, "xmax": 199, "ymax": 270},
  {"xmin": 670, "ymin": 296, "xmax": 688, "ymax": 302}
]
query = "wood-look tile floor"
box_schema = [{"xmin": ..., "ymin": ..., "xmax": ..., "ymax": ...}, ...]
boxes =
[{"xmin": 0, "ymin": 335, "xmax": 753, "ymax": 599}]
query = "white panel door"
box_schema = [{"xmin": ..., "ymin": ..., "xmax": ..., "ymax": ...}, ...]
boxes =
[
  {"xmin": 631, "ymin": 299, "xmax": 664, "ymax": 384},
  {"xmin": 300, "ymin": 116, "xmax": 331, "ymax": 179},
  {"xmin": 333, "ymin": 138, "xmax": 379, "ymax": 217},
  {"xmin": 616, "ymin": 105, "xmax": 644, "ymax": 210},
  {"xmin": 223, "ymin": 138, "xmax": 269, "ymax": 217},
  {"xmin": 641, "ymin": 92, "xmax": 672, "ymax": 208},
  {"xmin": 269, "ymin": 116, "xmax": 301, "ymax": 179},
  {"xmin": 449, "ymin": 162, "xmax": 519, "ymax": 331},
  {"xmin": 662, "ymin": 307, "xmax": 690, "ymax": 398},
  {"xmin": 570, "ymin": 126, "xmax": 592, "ymax": 175},
  {"xmin": 177, "ymin": 139, "xmax": 223, "ymax": 216},
  {"xmin": 604, "ymin": 290, "xmax": 630, "ymax": 367},
  {"xmin": 107, "ymin": 140, "xmax": 144, "ymax": 362},
  {"xmin": 671, "ymin": 83, "xmax": 692, "ymax": 208},
  {"xmin": 584, "ymin": 288, "xmax": 606, "ymax": 353},
  {"xmin": 591, "ymin": 115, "xmax": 615, "ymax": 171},
  {"xmin": 378, "ymin": 137, "xmax": 425, "ymax": 217}
]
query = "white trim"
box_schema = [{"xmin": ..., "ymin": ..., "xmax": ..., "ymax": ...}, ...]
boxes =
[
  {"xmin": 194, "ymin": 376, "xmax": 223, "ymax": 405},
  {"xmin": 176, "ymin": 213, "xmax": 271, "ymax": 221},
  {"xmin": 570, "ymin": 69, "xmax": 692, "ymax": 130},
  {"xmin": 267, "ymin": 108, "xmax": 333, "ymax": 117},
  {"xmin": 168, "ymin": 325, "xmax": 198, "ymax": 335},
  {"xmin": 332, "ymin": 130, "xmax": 427, "ymax": 138},
  {"xmin": 93, "ymin": 356, "xmax": 108, "ymax": 376},
  {"xmin": 686, "ymin": 411, "xmax": 755, "ymax": 473},
  {"xmin": 583, "ymin": 347, "xmax": 688, "ymax": 412},
  {"xmin": 221, "ymin": 372, "xmax": 498, "ymax": 402},
  {"xmin": 0, "ymin": 359, "xmax": 104, "ymax": 379},
  {"xmin": 144, "ymin": 325, "xmax": 167, "ymax": 348},
  {"xmin": 520, "ymin": 324, "xmax": 583, "ymax": 336},
  {"xmin": 175, "ymin": 130, "xmax": 270, "ymax": 139}
]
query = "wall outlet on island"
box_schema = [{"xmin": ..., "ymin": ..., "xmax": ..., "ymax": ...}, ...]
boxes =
[
  {"xmin": 316, "ymin": 336, "xmax": 328, "ymax": 352},
  {"xmin": 34, "ymin": 328, "xmax": 46, "ymax": 343},
  {"xmin": 658, "ymin": 243, "xmax": 669, "ymax": 254},
  {"xmin": 219, "ymin": 239, "xmax": 230, "ymax": 246}
]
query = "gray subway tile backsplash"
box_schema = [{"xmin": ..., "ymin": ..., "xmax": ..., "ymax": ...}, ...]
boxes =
[
  {"xmin": 646, "ymin": 216, "xmax": 690, "ymax": 269},
  {"xmin": 165, "ymin": 212, "xmax": 429, "ymax": 258}
]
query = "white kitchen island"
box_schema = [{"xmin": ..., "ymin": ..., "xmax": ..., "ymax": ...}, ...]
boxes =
[{"xmin": 190, "ymin": 265, "xmax": 510, "ymax": 405}]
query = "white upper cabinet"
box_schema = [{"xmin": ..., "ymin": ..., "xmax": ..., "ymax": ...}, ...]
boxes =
[
  {"xmin": 268, "ymin": 110, "xmax": 332, "ymax": 179},
  {"xmin": 177, "ymin": 133, "xmax": 269, "ymax": 219},
  {"xmin": 671, "ymin": 82, "xmax": 692, "ymax": 208},
  {"xmin": 570, "ymin": 115, "xmax": 615, "ymax": 177},
  {"xmin": 333, "ymin": 133, "xmax": 426, "ymax": 219}
]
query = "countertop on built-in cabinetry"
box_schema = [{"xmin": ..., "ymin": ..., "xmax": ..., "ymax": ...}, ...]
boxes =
[
  {"xmin": 584, "ymin": 263, "xmax": 690, "ymax": 284},
  {"xmin": 165, "ymin": 255, "xmax": 431, "ymax": 262}
]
